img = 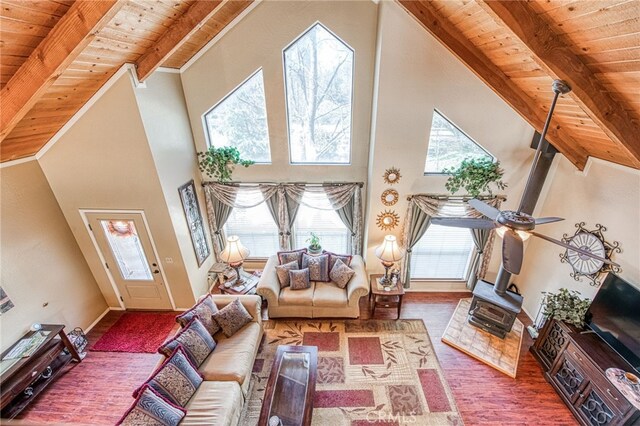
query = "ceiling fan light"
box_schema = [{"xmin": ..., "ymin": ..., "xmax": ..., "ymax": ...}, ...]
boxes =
[
  {"xmin": 516, "ymin": 230, "xmax": 531, "ymax": 241},
  {"xmin": 496, "ymin": 226, "xmax": 508, "ymax": 238}
]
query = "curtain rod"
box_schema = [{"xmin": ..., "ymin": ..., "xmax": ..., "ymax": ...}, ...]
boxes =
[
  {"xmin": 406, "ymin": 194, "xmax": 506, "ymax": 201},
  {"xmin": 202, "ymin": 181, "xmax": 364, "ymax": 188}
]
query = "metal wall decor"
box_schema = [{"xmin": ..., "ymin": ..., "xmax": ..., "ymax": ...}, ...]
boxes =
[
  {"xmin": 559, "ymin": 222, "xmax": 621, "ymax": 286},
  {"xmin": 383, "ymin": 167, "xmax": 401, "ymax": 185},
  {"xmin": 178, "ymin": 180, "xmax": 211, "ymax": 267},
  {"xmin": 381, "ymin": 189, "xmax": 399, "ymax": 206},
  {"xmin": 376, "ymin": 210, "xmax": 400, "ymax": 231}
]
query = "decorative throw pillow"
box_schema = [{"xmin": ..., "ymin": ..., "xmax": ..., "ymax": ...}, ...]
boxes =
[
  {"xmin": 289, "ymin": 268, "xmax": 311, "ymax": 290},
  {"xmin": 175, "ymin": 294, "xmax": 220, "ymax": 336},
  {"xmin": 302, "ymin": 253, "xmax": 330, "ymax": 282},
  {"xmin": 277, "ymin": 248, "xmax": 307, "ymax": 268},
  {"xmin": 212, "ymin": 298, "xmax": 254, "ymax": 338},
  {"xmin": 134, "ymin": 345, "xmax": 203, "ymax": 407},
  {"xmin": 324, "ymin": 250, "xmax": 353, "ymax": 270},
  {"xmin": 158, "ymin": 318, "xmax": 215, "ymax": 367},
  {"xmin": 275, "ymin": 260, "xmax": 299, "ymax": 289},
  {"xmin": 117, "ymin": 385, "xmax": 185, "ymax": 426},
  {"xmin": 330, "ymin": 258, "xmax": 356, "ymax": 289}
]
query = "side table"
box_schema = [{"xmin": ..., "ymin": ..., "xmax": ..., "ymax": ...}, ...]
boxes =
[
  {"xmin": 216, "ymin": 270, "xmax": 260, "ymax": 296},
  {"xmin": 369, "ymin": 274, "xmax": 405, "ymax": 319}
]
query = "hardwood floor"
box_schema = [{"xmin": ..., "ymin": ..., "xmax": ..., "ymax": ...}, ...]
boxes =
[{"xmin": 14, "ymin": 293, "xmax": 577, "ymax": 425}]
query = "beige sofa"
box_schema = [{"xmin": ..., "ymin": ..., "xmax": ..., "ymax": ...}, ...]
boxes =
[
  {"xmin": 151, "ymin": 295, "xmax": 263, "ymax": 426},
  {"xmin": 257, "ymin": 254, "xmax": 369, "ymax": 318}
]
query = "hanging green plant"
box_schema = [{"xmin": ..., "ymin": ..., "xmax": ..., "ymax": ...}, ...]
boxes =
[
  {"xmin": 542, "ymin": 288, "xmax": 591, "ymax": 328},
  {"xmin": 444, "ymin": 157, "xmax": 507, "ymax": 197},
  {"xmin": 197, "ymin": 146, "xmax": 254, "ymax": 182}
]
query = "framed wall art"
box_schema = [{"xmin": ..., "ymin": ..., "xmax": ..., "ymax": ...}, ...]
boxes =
[{"xmin": 178, "ymin": 180, "xmax": 211, "ymax": 267}]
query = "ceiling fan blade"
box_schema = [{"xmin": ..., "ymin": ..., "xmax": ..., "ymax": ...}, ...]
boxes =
[
  {"xmin": 468, "ymin": 199, "xmax": 502, "ymax": 221},
  {"xmin": 431, "ymin": 218, "xmax": 496, "ymax": 229},
  {"xmin": 534, "ymin": 216, "xmax": 565, "ymax": 225},
  {"xmin": 503, "ymin": 229, "xmax": 524, "ymax": 274},
  {"xmin": 529, "ymin": 231, "xmax": 620, "ymax": 267}
]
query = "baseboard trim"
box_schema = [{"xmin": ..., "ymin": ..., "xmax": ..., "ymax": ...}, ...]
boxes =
[{"xmin": 84, "ymin": 307, "xmax": 111, "ymax": 334}]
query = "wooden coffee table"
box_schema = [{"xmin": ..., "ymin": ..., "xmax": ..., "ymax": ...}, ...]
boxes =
[
  {"xmin": 259, "ymin": 345, "xmax": 318, "ymax": 426},
  {"xmin": 369, "ymin": 274, "xmax": 405, "ymax": 319}
]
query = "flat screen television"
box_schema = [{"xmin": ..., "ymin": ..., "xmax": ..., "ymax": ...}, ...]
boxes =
[{"xmin": 585, "ymin": 273, "xmax": 640, "ymax": 372}]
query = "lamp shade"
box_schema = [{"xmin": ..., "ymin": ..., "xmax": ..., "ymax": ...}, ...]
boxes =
[
  {"xmin": 375, "ymin": 235, "xmax": 405, "ymax": 263},
  {"xmin": 219, "ymin": 235, "xmax": 250, "ymax": 264}
]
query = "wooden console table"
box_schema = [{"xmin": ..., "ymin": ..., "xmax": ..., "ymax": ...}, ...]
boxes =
[
  {"xmin": 1, "ymin": 324, "xmax": 82, "ymax": 419},
  {"xmin": 531, "ymin": 319, "xmax": 640, "ymax": 426}
]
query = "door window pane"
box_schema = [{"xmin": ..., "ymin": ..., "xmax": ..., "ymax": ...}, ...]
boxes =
[
  {"xmin": 410, "ymin": 224, "xmax": 474, "ymax": 280},
  {"xmin": 101, "ymin": 220, "xmax": 153, "ymax": 281}
]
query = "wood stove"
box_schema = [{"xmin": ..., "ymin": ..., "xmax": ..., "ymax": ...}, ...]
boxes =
[{"xmin": 468, "ymin": 276, "xmax": 523, "ymax": 339}]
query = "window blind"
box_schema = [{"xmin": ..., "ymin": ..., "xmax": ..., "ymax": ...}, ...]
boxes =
[
  {"xmin": 293, "ymin": 194, "xmax": 350, "ymax": 253},
  {"xmin": 410, "ymin": 224, "xmax": 474, "ymax": 280},
  {"xmin": 223, "ymin": 201, "xmax": 279, "ymax": 258}
]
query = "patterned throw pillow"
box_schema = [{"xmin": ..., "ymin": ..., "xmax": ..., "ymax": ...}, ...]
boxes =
[
  {"xmin": 134, "ymin": 345, "xmax": 203, "ymax": 407},
  {"xmin": 159, "ymin": 318, "xmax": 215, "ymax": 367},
  {"xmin": 324, "ymin": 250, "xmax": 353, "ymax": 270},
  {"xmin": 277, "ymin": 248, "xmax": 307, "ymax": 268},
  {"xmin": 330, "ymin": 258, "xmax": 356, "ymax": 289},
  {"xmin": 302, "ymin": 253, "xmax": 330, "ymax": 282},
  {"xmin": 289, "ymin": 268, "xmax": 311, "ymax": 290},
  {"xmin": 175, "ymin": 294, "xmax": 220, "ymax": 336},
  {"xmin": 117, "ymin": 385, "xmax": 185, "ymax": 426},
  {"xmin": 212, "ymin": 298, "xmax": 254, "ymax": 338},
  {"xmin": 275, "ymin": 260, "xmax": 299, "ymax": 289}
]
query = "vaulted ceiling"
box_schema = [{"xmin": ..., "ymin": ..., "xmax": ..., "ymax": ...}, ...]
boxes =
[{"xmin": 1, "ymin": 0, "xmax": 639, "ymax": 170}]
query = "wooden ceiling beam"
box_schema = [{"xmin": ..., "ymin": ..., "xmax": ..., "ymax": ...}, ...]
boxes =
[
  {"xmin": 135, "ymin": 0, "xmax": 224, "ymax": 82},
  {"xmin": 478, "ymin": 0, "xmax": 640, "ymax": 168},
  {"xmin": 0, "ymin": 0, "xmax": 124, "ymax": 143},
  {"xmin": 397, "ymin": 0, "xmax": 589, "ymax": 170}
]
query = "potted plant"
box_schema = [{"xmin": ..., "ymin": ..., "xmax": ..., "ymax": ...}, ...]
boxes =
[
  {"xmin": 306, "ymin": 232, "xmax": 322, "ymax": 255},
  {"xmin": 198, "ymin": 146, "xmax": 254, "ymax": 182},
  {"xmin": 542, "ymin": 288, "xmax": 591, "ymax": 328},
  {"xmin": 444, "ymin": 157, "xmax": 507, "ymax": 197}
]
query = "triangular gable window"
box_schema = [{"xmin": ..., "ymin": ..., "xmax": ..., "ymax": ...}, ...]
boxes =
[{"xmin": 424, "ymin": 110, "xmax": 494, "ymax": 174}]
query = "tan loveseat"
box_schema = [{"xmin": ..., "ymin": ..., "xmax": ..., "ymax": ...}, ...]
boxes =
[
  {"xmin": 169, "ymin": 295, "xmax": 262, "ymax": 426},
  {"xmin": 257, "ymin": 255, "xmax": 368, "ymax": 318}
]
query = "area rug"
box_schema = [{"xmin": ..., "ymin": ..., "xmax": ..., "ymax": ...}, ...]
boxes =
[
  {"xmin": 240, "ymin": 320, "xmax": 463, "ymax": 426},
  {"xmin": 90, "ymin": 312, "xmax": 177, "ymax": 353},
  {"xmin": 441, "ymin": 298, "xmax": 523, "ymax": 378}
]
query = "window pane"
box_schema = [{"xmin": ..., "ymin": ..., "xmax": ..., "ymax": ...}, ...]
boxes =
[
  {"xmin": 424, "ymin": 110, "xmax": 493, "ymax": 173},
  {"xmin": 284, "ymin": 24, "xmax": 353, "ymax": 164},
  {"xmin": 293, "ymin": 194, "xmax": 350, "ymax": 253},
  {"xmin": 223, "ymin": 202, "xmax": 279, "ymax": 258},
  {"xmin": 410, "ymin": 224, "xmax": 474, "ymax": 280},
  {"xmin": 100, "ymin": 220, "xmax": 153, "ymax": 281},
  {"xmin": 204, "ymin": 70, "xmax": 271, "ymax": 163}
]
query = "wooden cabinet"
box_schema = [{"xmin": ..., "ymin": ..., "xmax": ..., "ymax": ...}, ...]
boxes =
[{"xmin": 532, "ymin": 319, "xmax": 640, "ymax": 426}]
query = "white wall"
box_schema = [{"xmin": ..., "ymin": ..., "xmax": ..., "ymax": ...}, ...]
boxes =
[
  {"xmin": 134, "ymin": 71, "xmax": 214, "ymax": 298},
  {"xmin": 38, "ymin": 74, "xmax": 197, "ymax": 309},
  {"xmin": 180, "ymin": 0, "xmax": 378, "ymax": 184},
  {"xmin": 517, "ymin": 157, "xmax": 640, "ymax": 317},
  {"xmin": 0, "ymin": 161, "xmax": 107, "ymax": 351},
  {"xmin": 365, "ymin": 2, "xmax": 535, "ymax": 286}
]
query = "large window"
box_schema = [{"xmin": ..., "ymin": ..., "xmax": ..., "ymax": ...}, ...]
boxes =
[
  {"xmin": 223, "ymin": 200, "xmax": 279, "ymax": 259},
  {"xmin": 284, "ymin": 23, "xmax": 354, "ymax": 164},
  {"xmin": 424, "ymin": 110, "xmax": 494, "ymax": 174},
  {"xmin": 293, "ymin": 194, "xmax": 350, "ymax": 254},
  {"xmin": 410, "ymin": 224, "xmax": 475, "ymax": 280},
  {"xmin": 203, "ymin": 70, "xmax": 271, "ymax": 163}
]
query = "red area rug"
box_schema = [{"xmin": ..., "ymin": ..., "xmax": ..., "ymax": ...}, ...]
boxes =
[
  {"xmin": 91, "ymin": 312, "xmax": 177, "ymax": 353},
  {"xmin": 240, "ymin": 320, "xmax": 462, "ymax": 425}
]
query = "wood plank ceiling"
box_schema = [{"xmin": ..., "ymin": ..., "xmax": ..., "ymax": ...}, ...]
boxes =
[{"xmin": 1, "ymin": 0, "xmax": 638, "ymax": 171}]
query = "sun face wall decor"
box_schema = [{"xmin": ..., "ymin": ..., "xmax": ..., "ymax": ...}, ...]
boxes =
[
  {"xmin": 383, "ymin": 167, "xmax": 401, "ymax": 185},
  {"xmin": 381, "ymin": 189, "xmax": 399, "ymax": 206},
  {"xmin": 376, "ymin": 210, "xmax": 400, "ymax": 231}
]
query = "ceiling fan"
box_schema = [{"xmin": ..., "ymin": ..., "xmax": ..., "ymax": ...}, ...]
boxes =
[{"xmin": 432, "ymin": 80, "xmax": 619, "ymax": 275}]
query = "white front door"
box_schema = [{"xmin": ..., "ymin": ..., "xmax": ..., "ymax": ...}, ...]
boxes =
[{"xmin": 85, "ymin": 212, "xmax": 172, "ymax": 310}]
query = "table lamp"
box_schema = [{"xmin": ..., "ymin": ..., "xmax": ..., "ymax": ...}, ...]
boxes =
[
  {"xmin": 219, "ymin": 235, "xmax": 250, "ymax": 287},
  {"xmin": 374, "ymin": 235, "xmax": 405, "ymax": 290}
]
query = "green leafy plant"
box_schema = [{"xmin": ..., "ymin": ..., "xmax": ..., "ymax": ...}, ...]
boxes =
[
  {"xmin": 197, "ymin": 146, "xmax": 254, "ymax": 182},
  {"xmin": 542, "ymin": 288, "xmax": 591, "ymax": 328},
  {"xmin": 444, "ymin": 157, "xmax": 507, "ymax": 197},
  {"xmin": 306, "ymin": 232, "xmax": 321, "ymax": 251}
]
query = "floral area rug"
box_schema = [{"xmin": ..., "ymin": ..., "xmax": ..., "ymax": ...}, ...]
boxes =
[{"xmin": 240, "ymin": 320, "xmax": 463, "ymax": 425}]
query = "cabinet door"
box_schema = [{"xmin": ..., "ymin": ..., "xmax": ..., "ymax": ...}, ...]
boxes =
[
  {"xmin": 576, "ymin": 384, "xmax": 621, "ymax": 426},
  {"xmin": 539, "ymin": 320, "xmax": 569, "ymax": 370},
  {"xmin": 550, "ymin": 352, "xmax": 588, "ymax": 403}
]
